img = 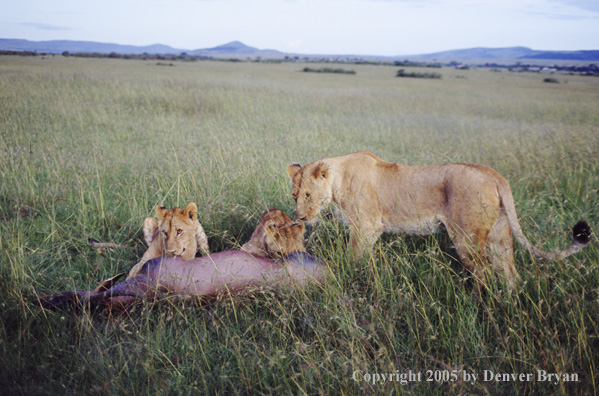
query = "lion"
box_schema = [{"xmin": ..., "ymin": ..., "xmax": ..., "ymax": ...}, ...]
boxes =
[
  {"xmin": 287, "ymin": 151, "xmax": 591, "ymax": 288},
  {"xmin": 241, "ymin": 208, "xmax": 307, "ymax": 258},
  {"xmin": 127, "ymin": 203, "xmax": 210, "ymax": 279}
]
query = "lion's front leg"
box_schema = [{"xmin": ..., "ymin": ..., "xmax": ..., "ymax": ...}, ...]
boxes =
[
  {"xmin": 342, "ymin": 188, "xmax": 385, "ymax": 260},
  {"xmin": 349, "ymin": 222, "xmax": 383, "ymax": 260}
]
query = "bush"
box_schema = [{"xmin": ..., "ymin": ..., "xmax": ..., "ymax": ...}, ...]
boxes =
[
  {"xmin": 396, "ymin": 69, "xmax": 441, "ymax": 79},
  {"xmin": 302, "ymin": 67, "xmax": 356, "ymax": 75}
]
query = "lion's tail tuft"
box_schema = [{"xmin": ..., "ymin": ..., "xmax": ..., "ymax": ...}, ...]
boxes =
[{"xmin": 572, "ymin": 220, "xmax": 592, "ymax": 246}]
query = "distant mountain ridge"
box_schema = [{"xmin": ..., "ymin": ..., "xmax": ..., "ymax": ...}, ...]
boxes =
[
  {"xmin": 412, "ymin": 46, "xmax": 599, "ymax": 61},
  {"xmin": 1, "ymin": 38, "xmax": 598, "ymax": 61},
  {"xmin": 414, "ymin": 46, "xmax": 537, "ymax": 59},
  {"xmin": 0, "ymin": 38, "xmax": 185, "ymax": 55},
  {"xmin": 189, "ymin": 40, "xmax": 283, "ymax": 57},
  {"xmin": 0, "ymin": 38, "xmax": 284, "ymax": 58}
]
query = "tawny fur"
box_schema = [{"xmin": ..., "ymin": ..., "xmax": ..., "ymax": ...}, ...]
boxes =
[
  {"xmin": 127, "ymin": 203, "xmax": 210, "ymax": 279},
  {"xmin": 288, "ymin": 151, "xmax": 591, "ymax": 288},
  {"xmin": 241, "ymin": 208, "xmax": 306, "ymax": 258}
]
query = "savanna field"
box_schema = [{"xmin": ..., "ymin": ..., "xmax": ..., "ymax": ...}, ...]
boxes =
[{"xmin": 0, "ymin": 55, "xmax": 598, "ymax": 395}]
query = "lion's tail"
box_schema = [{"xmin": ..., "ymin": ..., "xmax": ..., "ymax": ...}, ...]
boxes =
[{"xmin": 495, "ymin": 179, "xmax": 591, "ymax": 260}]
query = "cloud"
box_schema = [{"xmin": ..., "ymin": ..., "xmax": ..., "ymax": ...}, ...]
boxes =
[
  {"xmin": 548, "ymin": 0, "xmax": 599, "ymax": 13},
  {"xmin": 525, "ymin": 10, "xmax": 594, "ymax": 19},
  {"xmin": 525, "ymin": 0, "xmax": 599, "ymax": 20},
  {"xmin": 22, "ymin": 22, "xmax": 72, "ymax": 31}
]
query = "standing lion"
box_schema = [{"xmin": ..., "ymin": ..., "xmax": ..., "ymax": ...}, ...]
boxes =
[{"xmin": 288, "ymin": 151, "xmax": 591, "ymax": 288}]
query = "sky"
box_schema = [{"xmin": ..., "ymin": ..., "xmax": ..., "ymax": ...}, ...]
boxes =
[{"xmin": 1, "ymin": 0, "xmax": 598, "ymax": 56}]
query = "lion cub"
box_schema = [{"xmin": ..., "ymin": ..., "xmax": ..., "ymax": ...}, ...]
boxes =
[
  {"xmin": 241, "ymin": 208, "xmax": 307, "ymax": 258},
  {"xmin": 127, "ymin": 203, "xmax": 210, "ymax": 279}
]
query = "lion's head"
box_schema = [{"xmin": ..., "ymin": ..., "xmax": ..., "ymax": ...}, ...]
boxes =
[
  {"xmin": 143, "ymin": 202, "xmax": 210, "ymax": 261},
  {"xmin": 241, "ymin": 208, "xmax": 306, "ymax": 258},
  {"xmin": 287, "ymin": 162, "xmax": 332, "ymax": 223}
]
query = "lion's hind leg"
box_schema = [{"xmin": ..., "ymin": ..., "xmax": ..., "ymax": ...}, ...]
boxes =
[
  {"xmin": 445, "ymin": 221, "xmax": 492, "ymax": 289},
  {"xmin": 486, "ymin": 210, "xmax": 520, "ymax": 289}
]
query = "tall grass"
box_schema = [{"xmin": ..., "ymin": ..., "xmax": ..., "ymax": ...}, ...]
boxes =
[{"xmin": 0, "ymin": 56, "xmax": 597, "ymax": 395}]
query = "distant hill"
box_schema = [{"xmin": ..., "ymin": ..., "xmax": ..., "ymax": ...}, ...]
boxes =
[
  {"xmin": 189, "ymin": 41, "xmax": 283, "ymax": 57},
  {"xmin": 1, "ymin": 39, "xmax": 598, "ymax": 61},
  {"xmin": 0, "ymin": 38, "xmax": 184, "ymax": 55},
  {"xmin": 0, "ymin": 38, "xmax": 283, "ymax": 58},
  {"xmin": 409, "ymin": 46, "xmax": 599, "ymax": 61},
  {"xmin": 525, "ymin": 50, "xmax": 599, "ymax": 61}
]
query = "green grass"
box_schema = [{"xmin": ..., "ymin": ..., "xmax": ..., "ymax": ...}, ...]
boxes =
[{"xmin": 0, "ymin": 56, "xmax": 597, "ymax": 395}]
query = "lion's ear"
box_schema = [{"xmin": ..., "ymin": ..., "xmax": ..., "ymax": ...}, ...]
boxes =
[
  {"xmin": 312, "ymin": 162, "xmax": 329, "ymax": 180},
  {"xmin": 258, "ymin": 209, "xmax": 272, "ymax": 224},
  {"xmin": 156, "ymin": 204, "xmax": 168, "ymax": 220},
  {"xmin": 184, "ymin": 202, "xmax": 198, "ymax": 221},
  {"xmin": 143, "ymin": 218, "xmax": 158, "ymax": 246},
  {"xmin": 287, "ymin": 163, "xmax": 301, "ymax": 180}
]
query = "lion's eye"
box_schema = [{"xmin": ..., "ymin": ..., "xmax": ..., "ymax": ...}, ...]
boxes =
[{"xmin": 176, "ymin": 229, "xmax": 183, "ymax": 235}]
